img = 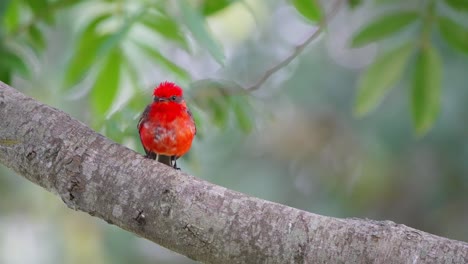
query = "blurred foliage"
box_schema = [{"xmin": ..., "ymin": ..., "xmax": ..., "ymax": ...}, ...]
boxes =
[
  {"xmin": 291, "ymin": 0, "xmax": 322, "ymax": 22},
  {"xmin": 351, "ymin": 0, "xmax": 468, "ymax": 134},
  {"xmin": 1, "ymin": 0, "xmax": 468, "ymax": 263},
  {"xmin": 354, "ymin": 42, "xmax": 413, "ymax": 116},
  {"xmin": 0, "ymin": 0, "xmax": 465, "ymax": 135}
]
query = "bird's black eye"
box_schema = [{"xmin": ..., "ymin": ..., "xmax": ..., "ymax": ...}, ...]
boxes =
[
  {"xmin": 170, "ymin": 95, "xmax": 177, "ymax": 101},
  {"xmin": 153, "ymin": 96, "xmax": 159, "ymax": 102}
]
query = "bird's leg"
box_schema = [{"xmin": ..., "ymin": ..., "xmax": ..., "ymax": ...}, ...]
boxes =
[
  {"xmin": 172, "ymin": 156, "xmax": 180, "ymax": 170},
  {"xmin": 145, "ymin": 152, "xmax": 157, "ymax": 160}
]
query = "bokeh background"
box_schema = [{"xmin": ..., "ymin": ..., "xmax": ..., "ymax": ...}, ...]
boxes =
[{"xmin": 1, "ymin": 0, "xmax": 468, "ymax": 263}]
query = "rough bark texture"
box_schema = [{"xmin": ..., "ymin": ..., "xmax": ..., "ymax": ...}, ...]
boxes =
[{"xmin": 0, "ymin": 81, "xmax": 467, "ymax": 264}]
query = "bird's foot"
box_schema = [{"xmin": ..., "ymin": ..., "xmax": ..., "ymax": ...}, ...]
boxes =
[
  {"xmin": 144, "ymin": 152, "xmax": 157, "ymax": 160},
  {"xmin": 172, "ymin": 157, "xmax": 181, "ymax": 170}
]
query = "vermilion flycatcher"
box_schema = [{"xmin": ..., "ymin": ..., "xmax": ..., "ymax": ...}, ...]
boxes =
[{"xmin": 138, "ymin": 81, "xmax": 196, "ymax": 169}]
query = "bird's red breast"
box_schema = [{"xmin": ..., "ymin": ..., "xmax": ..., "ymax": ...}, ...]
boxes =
[{"xmin": 138, "ymin": 82, "xmax": 196, "ymax": 158}]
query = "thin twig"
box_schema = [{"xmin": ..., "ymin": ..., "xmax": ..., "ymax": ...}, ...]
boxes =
[{"xmin": 246, "ymin": 0, "xmax": 343, "ymax": 91}]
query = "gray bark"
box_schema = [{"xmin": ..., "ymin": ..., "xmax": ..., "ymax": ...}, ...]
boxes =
[{"xmin": 0, "ymin": 81, "xmax": 467, "ymax": 264}]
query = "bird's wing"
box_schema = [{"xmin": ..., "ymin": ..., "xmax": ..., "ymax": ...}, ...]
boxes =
[
  {"xmin": 137, "ymin": 104, "xmax": 151, "ymax": 131},
  {"xmin": 138, "ymin": 104, "xmax": 154, "ymax": 158},
  {"xmin": 187, "ymin": 108, "xmax": 197, "ymax": 136}
]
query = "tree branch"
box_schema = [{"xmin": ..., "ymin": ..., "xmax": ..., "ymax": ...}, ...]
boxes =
[
  {"xmin": 247, "ymin": 0, "xmax": 342, "ymax": 92},
  {"xmin": 0, "ymin": 81, "xmax": 467, "ymax": 263}
]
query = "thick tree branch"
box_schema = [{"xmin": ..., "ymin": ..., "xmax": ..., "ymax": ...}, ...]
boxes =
[{"xmin": 0, "ymin": 81, "xmax": 467, "ymax": 263}]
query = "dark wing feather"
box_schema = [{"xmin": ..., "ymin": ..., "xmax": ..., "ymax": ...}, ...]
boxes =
[
  {"xmin": 138, "ymin": 104, "xmax": 156, "ymax": 159},
  {"xmin": 187, "ymin": 108, "xmax": 197, "ymax": 136},
  {"xmin": 138, "ymin": 104, "xmax": 151, "ymax": 131}
]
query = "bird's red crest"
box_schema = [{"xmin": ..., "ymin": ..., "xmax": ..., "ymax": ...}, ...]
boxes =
[{"xmin": 154, "ymin": 81, "xmax": 183, "ymax": 98}]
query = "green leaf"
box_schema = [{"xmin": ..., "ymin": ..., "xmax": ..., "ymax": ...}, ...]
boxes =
[
  {"xmin": 99, "ymin": 9, "xmax": 146, "ymax": 55},
  {"xmin": 65, "ymin": 10, "xmax": 143, "ymax": 88},
  {"xmin": 188, "ymin": 78, "xmax": 245, "ymax": 108},
  {"xmin": 232, "ymin": 96, "xmax": 253, "ymax": 133},
  {"xmin": 91, "ymin": 49, "xmax": 122, "ymax": 116},
  {"xmin": 135, "ymin": 41, "xmax": 191, "ymax": 82},
  {"xmin": 179, "ymin": 0, "xmax": 225, "ymax": 65},
  {"xmin": 27, "ymin": 25, "xmax": 46, "ymax": 53},
  {"xmin": 412, "ymin": 45, "xmax": 442, "ymax": 135},
  {"xmin": 24, "ymin": 0, "xmax": 48, "ymax": 13},
  {"xmin": 188, "ymin": 79, "xmax": 244, "ymax": 129},
  {"xmin": 348, "ymin": 0, "xmax": 363, "ymax": 9},
  {"xmin": 65, "ymin": 33, "xmax": 110, "ymax": 88},
  {"xmin": 201, "ymin": 0, "xmax": 235, "ymax": 15},
  {"xmin": 0, "ymin": 0, "xmax": 10, "ymax": 22},
  {"xmin": 438, "ymin": 16, "xmax": 468, "ymax": 54},
  {"xmin": 55, "ymin": 0, "xmax": 82, "ymax": 9},
  {"xmin": 126, "ymin": 93, "xmax": 148, "ymax": 114},
  {"xmin": 207, "ymin": 97, "xmax": 229, "ymax": 128},
  {"xmin": 141, "ymin": 11, "xmax": 189, "ymax": 50},
  {"xmin": 0, "ymin": 69, "xmax": 11, "ymax": 84},
  {"xmin": 43, "ymin": 10, "xmax": 56, "ymax": 26},
  {"xmin": 444, "ymin": 0, "xmax": 468, "ymax": 12},
  {"xmin": 354, "ymin": 42, "xmax": 413, "ymax": 116},
  {"xmin": 291, "ymin": 0, "xmax": 322, "ymax": 22},
  {"xmin": 25, "ymin": 0, "xmax": 56, "ymax": 25},
  {"xmin": 0, "ymin": 49, "xmax": 28, "ymax": 77},
  {"xmin": 64, "ymin": 14, "xmax": 112, "ymax": 88},
  {"xmin": 123, "ymin": 59, "xmax": 141, "ymax": 93},
  {"xmin": 374, "ymin": 0, "xmax": 406, "ymax": 3},
  {"xmin": 3, "ymin": 0, "xmax": 20, "ymax": 33},
  {"xmin": 351, "ymin": 11, "xmax": 419, "ymax": 47}
]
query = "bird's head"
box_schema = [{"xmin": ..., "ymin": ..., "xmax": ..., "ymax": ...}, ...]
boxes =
[{"xmin": 153, "ymin": 81, "xmax": 184, "ymax": 104}]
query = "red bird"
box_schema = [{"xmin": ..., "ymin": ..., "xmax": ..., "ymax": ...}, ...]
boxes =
[{"xmin": 138, "ymin": 81, "xmax": 196, "ymax": 169}]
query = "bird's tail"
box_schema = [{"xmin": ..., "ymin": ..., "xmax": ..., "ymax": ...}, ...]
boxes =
[{"xmin": 157, "ymin": 155, "xmax": 172, "ymax": 167}]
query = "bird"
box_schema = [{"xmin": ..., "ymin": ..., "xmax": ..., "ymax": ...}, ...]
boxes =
[{"xmin": 138, "ymin": 81, "xmax": 196, "ymax": 169}]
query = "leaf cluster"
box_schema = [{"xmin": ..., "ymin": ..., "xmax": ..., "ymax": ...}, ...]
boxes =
[
  {"xmin": 1, "ymin": 0, "xmax": 467, "ymax": 137},
  {"xmin": 348, "ymin": 0, "xmax": 468, "ymax": 135}
]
